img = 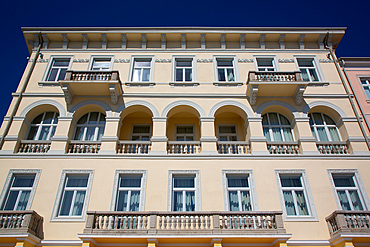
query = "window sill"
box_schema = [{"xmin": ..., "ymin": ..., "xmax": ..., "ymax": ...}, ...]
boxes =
[
  {"xmin": 284, "ymin": 216, "xmax": 318, "ymax": 222},
  {"xmin": 124, "ymin": 81, "xmax": 155, "ymax": 87},
  {"xmin": 38, "ymin": 81, "xmax": 60, "ymax": 87},
  {"xmin": 50, "ymin": 216, "xmax": 86, "ymax": 222},
  {"xmin": 169, "ymin": 81, "xmax": 199, "ymax": 87},
  {"xmin": 213, "ymin": 81, "xmax": 244, "ymax": 87}
]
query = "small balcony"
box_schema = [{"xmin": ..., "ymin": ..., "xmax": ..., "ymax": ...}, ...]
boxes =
[
  {"xmin": 246, "ymin": 71, "xmax": 308, "ymax": 106},
  {"xmin": 60, "ymin": 70, "xmax": 123, "ymax": 105},
  {"xmin": 68, "ymin": 141, "xmax": 101, "ymax": 154},
  {"xmin": 167, "ymin": 141, "xmax": 201, "ymax": 154},
  {"xmin": 0, "ymin": 210, "xmax": 44, "ymax": 240},
  {"xmin": 17, "ymin": 140, "xmax": 51, "ymax": 154},
  {"xmin": 317, "ymin": 141, "xmax": 348, "ymax": 154},
  {"xmin": 117, "ymin": 141, "xmax": 151, "ymax": 154},
  {"xmin": 326, "ymin": 210, "xmax": 370, "ymax": 238},
  {"xmin": 267, "ymin": 141, "xmax": 299, "ymax": 155},
  {"xmin": 217, "ymin": 141, "xmax": 250, "ymax": 154}
]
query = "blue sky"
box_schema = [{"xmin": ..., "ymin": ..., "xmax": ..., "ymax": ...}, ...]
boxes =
[{"xmin": 0, "ymin": 0, "xmax": 369, "ymax": 121}]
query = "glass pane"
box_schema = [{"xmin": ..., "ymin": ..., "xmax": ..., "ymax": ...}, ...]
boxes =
[
  {"xmin": 174, "ymin": 177, "xmax": 194, "ymax": 188},
  {"xmin": 272, "ymin": 128, "xmax": 283, "ymax": 141},
  {"xmin": 218, "ymin": 69, "xmax": 226, "ymax": 81},
  {"xmin": 177, "ymin": 126, "xmax": 193, "ymax": 134},
  {"xmin": 173, "ymin": 191, "xmax": 183, "ymax": 211},
  {"xmin": 283, "ymin": 191, "xmax": 296, "ymax": 215},
  {"xmin": 324, "ymin": 115, "xmax": 335, "ymax": 125},
  {"xmin": 47, "ymin": 69, "xmax": 58, "ymax": 81},
  {"xmin": 309, "ymin": 69, "xmax": 319, "ymax": 81},
  {"xmin": 229, "ymin": 136, "xmax": 237, "ymax": 141},
  {"xmin": 283, "ymin": 128, "xmax": 293, "ymax": 141},
  {"xmin": 280, "ymin": 115, "xmax": 290, "ymax": 125},
  {"xmin": 333, "ymin": 176, "xmax": 355, "ymax": 187},
  {"xmin": 257, "ymin": 58, "xmax": 273, "ymax": 67},
  {"xmin": 142, "ymin": 69, "xmax": 150, "ymax": 81},
  {"xmin": 317, "ymin": 127, "xmax": 329, "ymax": 141},
  {"xmin": 13, "ymin": 176, "xmax": 34, "ymax": 187},
  {"xmin": 219, "ymin": 126, "xmax": 236, "ymax": 134},
  {"xmin": 185, "ymin": 136, "xmax": 193, "ymax": 141},
  {"xmin": 77, "ymin": 114, "xmax": 88, "ymax": 124},
  {"xmin": 300, "ymin": 69, "xmax": 309, "ymax": 82},
  {"xmin": 217, "ymin": 60, "xmax": 233, "ymax": 67},
  {"xmin": 241, "ymin": 191, "xmax": 252, "ymax": 211},
  {"xmin": 185, "ymin": 191, "xmax": 195, "ymax": 211},
  {"xmin": 329, "ymin": 127, "xmax": 340, "ymax": 141},
  {"xmin": 120, "ymin": 177, "xmax": 141, "ymax": 188},
  {"xmin": 85, "ymin": 127, "xmax": 96, "ymax": 141},
  {"xmin": 27, "ymin": 126, "xmax": 38, "ymax": 140},
  {"xmin": 185, "ymin": 69, "xmax": 192, "ymax": 81},
  {"xmin": 281, "ymin": 176, "xmax": 302, "ymax": 187},
  {"xmin": 295, "ymin": 191, "xmax": 309, "ymax": 215},
  {"xmin": 99, "ymin": 114, "xmax": 106, "ymax": 124},
  {"xmin": 337, "ymin": 191, "xmax": 351, "ymax": 210},
  {"xmin": 312, "ymin": 113, "xmax": 324, "ymax": 125},
  {"xmin": 364, "ymin": 86, "xmax": 370, "ymax": 99},
  {"xmin": 16, "ymin": 191, "xmax": 30, "ymax": 210},
  {"xmin": 116, "ymin": 191, "xmax": 128, "ymax": 211},
  {"xmin": 66, "ymin": 176, "xmax": 88, "ymax": 187},
  {"xmin": 130, "ymin": 191, "xmax": 140, "ymax": 211},
  {"xmin": 131, "ymin": 136, "xmax": 141, "ymax": 141},
  {"xmin": 58, "ymin": 69, "xmax": 67, "ymax": 81},
  {"xmin": 4, "ymin": 191, "xmax": 18, "ymax": 210},
  {"xmin": 219, "ymin": 136, "xmax": 228, "ymax": 141},
  {"xmin": 89, "ymin": 112, "xmax": 99, "ymax": 124},
  {"xmin": 32, "ymin": 114, "xmax": 43, "ymax": 124},
  {"xmin": 349, "ymin": 190, "xmax": 364, "ymax": 210},
  {"xmin": 229, "ymin": 191, "xmax": 239, "ymax": 211},
  {"xmin": 59, "ymin": 191, "xmax": 73, "ymax": 216},
  {"xmin": 43, "ymin": 112, "xmax": 54, "ymax": 124},
  {"xmin": 54, "ymin": 60, "xmax": 69, "ymax": 67},
  {"xmin": 176, "ymin": 61, "xmax": 192, "ymax": 67},
  {"xmin": 176, "ymin": 69, "xmax": 183, "ymax": 81},
  {"xmin": 71, "ymin": 191, "xmax": 85, "ymax": 216},
  {"xmin": 39, "ymin": 126, "xmax": 50, "ymax": 140},
  {"xmin": 132, "ymin": 69, "xmax": 141, "ymax": 82},
  {"xmin": 134, "ymin": 61, "xmax": 151, "ymax": 67},
  {"xmin": 228, "ymin": 177, "xmax": 248, "ymax": 187},
  {"xmin": 262, "ymin": 114, "xmax": 269, "ymax": 125},
  {"xmin": 50, "ymin": 126, "xmax": 56, "ymax": 139},
  {"xmin": 97, "ymin": 127, "xmax": 105, "ymax": 141},
  {"xmin": 74, "ymin": 127, "xmax": 85, "ymax": 140},
  {"xmin": 93, "ymin": 61, "xmax": 110, "ymax": 68},
  {"xmin": 269, "ymin": 113, "xmax": 279, "ymax": 125},
  {"xmin": 263, "ymin": 127, "xmax": 270, "ymax": 141},
  {"xmin": 298, "ymin": 59, "xmax": 314, "ymax": 67},
  {"xmin": 227, "ymin": 69, "xmax": 235, "ymax": 81},
  {"xmin": 133, "ymin": 126, "xmax": 150, "ymax": 134},
  {"xmin": 311, "ymin": 127, "xmax": 317, "ymax": 140}
]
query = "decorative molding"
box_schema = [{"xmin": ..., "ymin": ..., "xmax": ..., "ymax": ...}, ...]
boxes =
[
  {"xmin": 42, "ymin": 34, "xmax": 49, "ymax": 49},
  {"xmin": 82, "ymin": 34, "xmax": 88, "ymax": 49},
  {"xmin": 181, "ymin": 34, "xmax": 186, "ymax": 49},
  {"xmin": 32, "ymin": 34, "xmax": 39, "ymax": 49},
  {"xmin": 62, "ymin": 34, "xmax": 69, "ymax": 49},
  {"xmin": 248, "ymin": 85, "xmax": 258, "ymax": 106},
  {"xmin": 319, "ymin": 59, "xmax": 334, "ymax": 63},
  {"xmin": 114, "ymin": 59, "xmax": 130, "ymax": 63},
  {"xmin": 28, "ymin": 59, "xmax": 49, "ymax": 63},
  {"xmin": 279, "ymin": 34, "xmax": 285, "ymax": 50},
  {"xmin": 303, "ymin": 101, "xmax": 347, "ymax": 118},
  {"xmin": 255, "ymin": 100, "xmax": 300, "ymax": 118},
  {"xmin": 238, "ymin": 58, "xmax": 253, "ymax": 63},
  {"xmin": 121, "ymin": 34, "xmax": 127, "ymax": 49},
  {"xmin": 200, "ymin": 34, "xmax": 206, "ymax": 49},
  {"xmin": 278, "ymin": 59, "xmax": 294, "ymax": 63},
  {"xmin": 317, "ymin": 34, "xmax": 325, "ymax": 50},
  {"xmin": 208, "ymin": 100, "xmax": 253, "ymax": 118},
  {"xmin": 101, "ymin": 34, "xmax": 107, "ymax": 49},
  {"xmin": 155, "ymin": 59, "xmax": 171, "ymax": 63},
  {"xmin": 197, "ymin": 59, "xmax": 213, "ymax": 63},
  {"xmin": 73, "ymin": 58, "xmax": 89, "ymax": 63},
  {"xmin": 259, "ymin": 34, "xmax": 265, "ymax": 50},
  {"xmin": 141, "ymin": 34, "xmax": 147, "ymax": 49},
  {"xmin": 161, "ymin": 100, "xmax": 206, "ymax": 118},
  {"xmin": 67, "ymin": 100, "xmax": 113, "ymax": 117},
  {"xmin": 115, "ymin": 100, "xmax": 159, "ymax": 118},
  {"xmin": 109, "ymin": 84, "xmax": 118, "ymax": 105},
  {"xmin": 294, "ymin": 86, "xmax": 306, "ymax": 106},
  {"xmin": 299, "ymin": 34, "xmax": 305, "ymax": 49},
  {"xmin": 19, "ymin": 99, "xmax": 66, "ymax": 117},
  {"xmin": 161, "ymin": 34, "xmax": 166, "ymax": 49},
  {"xmin": 240, "ymin": 34, "xmax": 245, "ymax": 50},
  {"xmin": 220, "ymin": 34, "xmax": 226, "ymax": 49},
  {"xmin": 61, "ymin": 84, "xmax": 74, "ymax": 104}
]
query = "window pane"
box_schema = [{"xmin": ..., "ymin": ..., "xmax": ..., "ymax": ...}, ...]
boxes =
[
  {"xmin": 116, "ymin": 191, "xmax": 128, "ymax": 211},
  {"xmin": 176, "ymin": 69, "xmax": 183, "ymax": 81},
  {"xmin": 47, "ymin": 69, "xmax": 58, "ymax": 81},
  {"xmin": 173, "ymin": 191, "xmax": 183, "ymax": 211},
  {"xmin": 43, "ymin": 112, "xmax": 54, "ymax": 124},
  {"xmin": 219, "ymin": 126, "xmax": 236, "ymax": 134},
  {"xmin": 263, "ymin": 127, "xmax": 270, "ymax": 141},
  {"xmin": 66, "ymin": 176, "xmax": 88, "ymax": 187},
  {"xmin": 97, "ymin": 127, "xmax": 105, "ymax": 141},
  {"xmin": 130, "ymin": 191, "xmax": 140, "ymax": 211},
  {"xmin": 185, "ymin": 69, "xmax": 192, "ymax": 81},
  {"xmin": 120, "ymin": 177, "xmax": 141, "ymax": 188},
  {"xmin": 174, "ymin": 177, "xmax": 194, "ymax": 188},
  {"xmin": 241, "ymin": 191, "xmax": 252, "ymax": 211},
  {"xmin": 283, "ymin": 128, "xmax": 294, "ymax": 141},
  {"xmin": 132, "ymin": 69, "xmax": 141, "ymax": 82},
  {"xmin": 228, "ymin": 177, "xmax": 248, "ymax": 187},
  {"xmin": 281, "ymin": 176, "xmax": 302, "ymax": 187},
  {"xmin": 54, "ymin": 60, "xmax": 69, "ymax": 67},
  {"xmin": 27, "ymin": 126, "xmax": 38, "ymax": 140},
  {"xmin": 85, "ymin": 127, "xmax": 96, "ymax": 141},
  {"xmin": 364, "ymin": 86, "xmax": 370, "ymax": 99},
  {"xmin": 99, "ymin": 114, "xmax": 106, "ymax": 124},
  {"xmin": 269, "ymin": 113, "xmax": 279, "ymax": 125},
  {"xmin": 227, "ymin": 69, "xmax": 235, "ymax": 81},
  {"xmin": 59, "ymin": 191, "xmax": 73, "ymax": 216},
  {"xmin": 134, "ymin": 61, "xmax": 151, "ymax": 67},
  {"xmin": 295, "ymin": 191, "xmax": 309, "ymax": 215},
  {"xmin": 337, "ymin": 191, "xmax": 351, "ymax": 210},
  {"xmin": 4, "ymin": 191, "xmax": 18, "ymax": 210},
  {"xmin": 280, "ymin": 115, "xmax": 290, "ymax": 125},
  {"xmin": 311, "ymin": 127, "xmax": 317, "ymax": 140},
  {"xmin": 177, "ymin": 126, "xmax": 193, "ymax": 134},
  {"xmin": 74, "ymin": 127, "xmax": 85, "ymax": 140},
  {"xmin": 58, "ymin": 69, "xmax": 67, "ymax": 81},
  {"xmin": 185, "ymin": 191, "xmax": 195, "ymax": 211},
  {"xmin": 309, "ymin": 69, "xmax": 319, "ymax": 81},
  {"xmin": 229, "ymin": 191, "xmax": 239, "ymax": 211},
  {"xmin": 13, "ymin": 176, "xmax": 34, "ymax": 187},
  {"xmin": 217, "ymin": 60, "xmax": 233, "ymax": 67},
  {"xmin": 324, "ymin": 115, "xmax": 335, "ymax": 125},
  {"xmin": 272, "ymin": 128, "xmax": 283, "ymax": 141},
  {"xmin": 300, "ymin": 69, "xmax": 309, "ymax": 82},
  {"xmin": 16, "ymin": 191, "xmax": 30, "ymax": 210},
  {"xmin": 77, "ymin": 114, "xmax": 88, "ymax": 124},
  {"xmin": 142, "ymin": 69, "xmax": 150, "ymax": 81},
  {"xmin": 176, "ymin": 61, "xmax": 192, "ymax": 67},
  {"xmin": 32, "ymin": 114, "xmax": 43, "ymax": 124},
  {"xmin": 262, "ymin": 115, "xmax": 269, "ymax": 125},
  {"xmin": 89, "ymin": 112, "xmax": 99, "ymax": 124},
  {"xmin": 329, "ymin": 127, "xmax": 340, "ymax": 141},
  {"xmin": 333, "ymin": 176, "xmax": 355, "ymax": 187},
  {"xmin": 39, "ymin": 126, "xmax": 50, "ymax": 140},
  {"xmin": 50, "ymin": 126, "xmax": 56, "ymax": 139},
  {"xmin": 349, "ymin": 190, "xmax": 364, "ymax": 210},
  {"xmin": 71, "ymin": 191, "xmax": 85, "ymax": 216},
  {"xmin": 257, "ymin": 58, "xmax": 273, "ymax": 67},
  {"xmin": 218, "ymin": 69, "xmax": 226, "ymax": 81},
  {"xmin": 312, "ymin": 113, "xmax": 324, "ymax": 125},
  {"xmin": 283, "ymin": 191, "xmax": 296, "ymax": 215},
  {"xmin": 133, "ymin": 126, "xmax": 150, "ymax": 134},
  {"xmin": 317, "ymin": 127, "xmax": 329, "ymax": 141},
  {"xmin": 298, "ymin": 59, "xmax": 314, "ymax": 67}
]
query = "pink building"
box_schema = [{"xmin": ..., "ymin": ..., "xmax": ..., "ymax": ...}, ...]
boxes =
[{"xmin": 340, "ymin": 57, "xmax": 370, "ymax": 139}]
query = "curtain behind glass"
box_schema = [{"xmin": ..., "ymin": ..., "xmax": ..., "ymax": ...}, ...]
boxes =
[
  {"xmin": 185, "ymin": 191, "xmax": 195, "ymax": 211},
  {"xmin": 116, "ymin": 191, "xmax": 128, "ymax": 211},
  {"xmin": 174, "ymin": 177, "xmax": 194, "ymax": 188},
  {"xmin": 72, "ymin": 191, "xmax": 85, "ymax": 216},
  {"xmin": 66, "ymin": 177, "xmax": 88, "ymax": 187},
  {"xmin": 295, "ymin": 191, "xmax": 309, "ymax": 215},
  {"xmin": 241, "ymin": 191, "xmax": 252, "ymax": 211},
  {"xmin": 173, "ymin": 192, "xmax": 183, "ymax": 211},
  {"xmin": 130, "ymin": 191, "xmax": 140, "ymax": 211},
  {"xmin": 4, "ymin": 191, "xmax": 18, "ymax": 210},
  {"xmin": 281, "ymin": 176, "xmax": 302, "ymax": 187},
  {"xmin": 229, "ymin": 191, "xmax": 239, "ymax": 211},
  {"xmin": 13, "ymin": 176, "xmax": 34, "ymax": 187},
  {"xmin": 337, "ymin": 191, "xmax": 351, "ymax": 210},
  {"xmin": 349, "ymin": 190, "xmax": 364, "ymax": 210},
  {"xmin": 283, "ymin": 191, "xmax": 296, "ymax": 215},
  {"xmin": 59, "ymin": 191, "xmax": 73, "ymax": 216},
  {"xmin": 16, "ymin": 191, "xmax": 30, "ymax": 210},
  {"xmin": 228, "ymin": 177, "xmax": 248, "ymax": 187}
]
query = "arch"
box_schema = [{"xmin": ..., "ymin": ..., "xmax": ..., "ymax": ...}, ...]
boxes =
[
  {"xmin": 19, "ymin": 100, "xmax": 66, "ymax": 118},
  {"xmin": 303, "ymin": 101, "xmax": 347, "ymax": 118},
  {"xmin": 161, "ymin": 100, "xmax": 206, "ymax": 118},
  {"xmin": 256, "ymin": 101, "xmax": 300, "ymax": 118},
  {"xmin": 208, "ymin": 100, "xmax": 254, "ymax": 118},
  {"xmin": 115, "ymin": 100, "xmax": 159, "ymax": 117},
  {"xmin": 66, "ymin": 100, "xmax": 113, "ymax": 117}
]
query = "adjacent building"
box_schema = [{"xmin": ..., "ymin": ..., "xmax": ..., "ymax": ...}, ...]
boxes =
[{"xmin": 0, "ymin": 27, "xmax": 369, "ymax": 247}]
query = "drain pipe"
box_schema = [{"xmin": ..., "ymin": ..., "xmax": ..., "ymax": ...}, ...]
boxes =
[
  {"xmin": 0, "ymin": 32, "xmax": 42, "ymax": 149},
  {"xmin": 325, "ymin": 33, "xmax": 370, "ymax": 150}
]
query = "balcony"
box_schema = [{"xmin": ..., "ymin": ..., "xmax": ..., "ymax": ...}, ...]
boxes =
[
  {"xmin": 0, "ymin": 210, "xmax": 44, "ymax": 240},
  {"xmin": 217, "ymin": 141, "xmax": 250, "ymax": 154},
  {"xmin": 246, "ymin": 71, "xmax": 308, "ymax": 106},
  {"xmin": 167, "ymin": 141, "xmax": 201, "ymax": 154},
  {"xmin": 60, "ymin": 70, "xmax": 123, "ymax": 105},
  {"xmin": 317, "ymin": 141, "xmax": 348, "ymax": 154},
  {"xmin": 117, "ymin": 141, "xmax": 151, "ymax": 154},
  {"xmin": 267, "ymin": 142, "xmax": 299, "ymax": 154},
  {"xmin": 68, "ymin": 141, "xmax": 101, "ymax": 154},
  {"xmin": 326, "ymin": 210, "xmax": 370, "ymax": 238},
  {"xmin": 17, "ymin": 140, "xmax": 51, "ymax": 154}
]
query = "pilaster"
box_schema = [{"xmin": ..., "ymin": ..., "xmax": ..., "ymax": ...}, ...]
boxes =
[
  {"xmin": 48, "ymin": 116, "xmax": 74, "ymax": 154},
  {"xmin": 150, "ymin": 117, "xmax": 168, "ymax": 155},
  {"xmin": 293, "ymin": 117, "xmax": 320, "ymax": 154},
  {"xmin": 99, "ymin": 117, "xmax": 121, "ymax": 155},
  {"xmin": 246, "ymin": 117, "xmax": 268, "ymax": 155},
  {"xmin": 0, "ymin": 116, "xmax": 28, "ymax": 154},
  {"xmin": 200, "ymin": 117, "xmax": 217, "ymax": 155}
]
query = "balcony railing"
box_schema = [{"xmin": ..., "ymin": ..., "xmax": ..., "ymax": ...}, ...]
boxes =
[
  {"xmin": 217, "ymin": 141, "xmax": 250, "ymax": 154},
  {"xmin": 317, "ymin": 142, "xmax": 348, "ymax": 154},
  {"xmin": 17, "ymin": 140, "xmax": 51, "ymax": 153},
  {"xmin": 68, "ymin": 141, "xmax": 101, "ymax": 154},
  {"xmin": 267, "ymin": 142, "xmax": 299, "ymax": 154},
  {"xmin": 84, "ymin": 211, "xmax": 285, "ymax": 235},
  {"xmin": 65, "ymin": 71, "xmax": 120, "ymax": 81},
  {"xmin": 248, "ymin": 71, "xmax": 303, "ymax": 83},
  {"xmin": 326, "ymin": 210, "xmax": 370, "ymax": 237},
  {"xmin": 117, "ymin": 141, "xmax": 151, "ymax": 154},
  {"xmin": 167, "ymin": 141, "xmax": 201, "ymax": 154},
  {"xmin": 0, "ymin": 210, "xmax": 44, "ymax": 239}
]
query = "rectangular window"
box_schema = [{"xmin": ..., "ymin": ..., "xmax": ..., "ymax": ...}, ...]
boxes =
[
  {"xmin": 172, "ymin": 176, "xmax": 196, "ymax": 211},
  {"xmin": 130, "ymin": 56, "xmax": 155, "ymax": 82},
  {"xmin": 47, "ymin": 59, "xmax": 70, "ymax": 81},
  {"xmin": 51, "ymin": 170, "xmax": 93, "ymax": 221},
  {"xmin": 218, "ymin": 125, "xmax": 237, "ymax": 141},
  {"xmin": 131, "ymin": 125, "xmax": 151, "ymax": 141},
  {"xmin": 227, "ymin": 175, "xmax": 252, "ymax": 211},
  {"xmin": 216, "ymin": 59, "xmax": 235, "ymax": 82},
  {"xmin": 176, "ymin": 125, "xmax": 194, "ymax": 141},
  {"xmin": 89, "ymin": 56, "xmax": 113, "ymax": 71},
  {"xmin": 256, "ymin": 58, "xmax": 275, "ymax": 71},
  {"xmin": 175, "ymin": 59, "xmax": 193, "ymax": 82},
  {"xmin": 360, "ymin": 78, "xmax": 370, "ymax": 99},
  {"xmin": 115, "ymin": 175, "xmax": 142, "ymax": 211},
  {"xmin": 296, "ymin": 58, "xmax": 320, "ymax": 82},
  {"xmin": 0, "ymin": 170, "xmax": 41, "ymax": 211}
]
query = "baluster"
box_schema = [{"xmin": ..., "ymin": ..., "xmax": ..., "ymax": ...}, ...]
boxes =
[
  {"xmin": 123, "ymin": 216, "xmax": 128, "ymax": 229},
  {"xmin": 99, "ymin": 215, "xmax": 104, "ymax": 229},
  {"xmin": 164, "ymin": 216, "xmax": 168, "ymax": 229},
  {"xmin": 142, "ymin": 215, "xmax": 147, "ymax": 229},
  {"xmin": 159, "ymin": 216, "xmax": 163, "ymax": 229}
]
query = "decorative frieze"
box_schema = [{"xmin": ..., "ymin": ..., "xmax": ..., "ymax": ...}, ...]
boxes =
[
  {"xmin": 82, "ymin": 34, "xmax": 89, "ymax": 49},
  {"xmin": 121, "ymin": 34, "xmax": 127, "ymax": 49},
  {"xmin": 279, "ymin": 34, "xmax": 285, "ymax": 50},
  {"xmin": 62, "ymin": 34, "xmax": 69, "ymax": 49},
  {"xmin": 238, "ymin": 59, "xmax": 253, "ymax": 63},
  {"xmin": 197, "ymin": 59, "xmax": 213, "ymax": 63},
  {"xmin": 155, "ymin": 59, "xmax": 171, "ymax": 63},
  {"xmin": 73, "ymin": 58, "xmax": 89, "ymax": 63},
  {"xmin": 114, "ymin": 59, "xmax": 130, "ymax": 63},
  {"xmin": 319, "ymin": 59, "xmax": 334, "ymax": 63},
  {"xmin": 278, "ymin": 59, "xmax": 294, "ymax": 63},
  {"xmin": 101, "ymin": 34, "xmax": 107, "ymax": 49},
  {"xmin": 161, "ymin": 34, "xmax": 166, "ymax": 49}
]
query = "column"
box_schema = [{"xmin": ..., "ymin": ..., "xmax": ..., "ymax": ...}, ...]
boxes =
[
  {"xmin": 200, "ymin": 117, "xmax": 218, "ymax": 155},
  {"xmin": 339, "ymin": 118, "xmax": 370, "ymax": 154},
  {"xmin": 150, "ymin": 117, "xmax": 167, "ymax": 155},
  {"xmin": 48, "ymin": 116, "xmax": 74, "ymax": 154},
  {"xmin": 0, "ymin": 116, "xmax": 28, "ymax": 154},
  {"xmin": 246, "ymin": 116, "xmax": 269, "ymax": 155},
  {"xmin": 293, "ymin": 117, "xmax": 320, "ymax": 155},
  {"xmin": 99, "ymin": 116, "xmax": 121, "ymax": 155}
]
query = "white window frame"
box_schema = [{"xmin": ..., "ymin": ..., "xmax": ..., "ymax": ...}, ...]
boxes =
[
  {"xmin": 41, "ymin": 55, "xmax": 73, "ymax": 82},
  {"xmin": 0, "ymin": 169, "xmax": 41, "ymax": 211},
  {"xmin": 262, "ymin": 113, "xmax": 294, "ymax": 142},
  {"xmin": 110, "ymin": 170, "xmax": 147, "ymax": 211},
  {"xmin": 88, "ymin": 55, "xmax": 114, "ymax": 71},
  {"xmin": 73, "ymin": 112, "xmax": 106, "ymax": 141},
  {"xmin": 175, "ymin": 124, "xmax": 195, "ymax": 141},
  {"xmin": 128, "ymin": 55, "xmax": 155, "ymax": 82},
  {"xmin": 275, "ymin": 169, "xmax": 318, "ymax": 221},
  {"xmin": 167, "ymin": 170, "xmax": 201, "ymax": 211},
  {"xmin": 327, "ymin": 169, "xmax": 370, "ymax": 211},
  {"xmin": 130, "ymin": 124, "xmax": 152, "ymax": 141},
  {"xmin": 51, "ymin": 170, "xmax": 94, "ymax": 221},
  {"xmin": 222, "ymin": 170, "xmax": 258, "ymax": 211},
  {"xmin": 253, "ymin": 55, "xmax": 280, "ymax": 72},
  {"xmin": 217, "ymin": 124, "xmax": 238, "ymax": 141},
  {"xmin": 359, "ymin": 77, "xmax": 370, "ymax": 101},
  {"xmin": 309, "ymin": 112, "xmax": 341, "ymax": 142},
  {"xmin": 294, "ymin": 55, "xmax": 325, "ymax": 82},
  {"xmin": 26, "ymin": 111, "xmax": 59, "ymax": 141},
  {"xmin": 171, "ymin": 55, "xmax": 197, "ymax": 82},
  {"xmin": 213, "ymin": 55, "xmax": 240, "ymax": 82}
]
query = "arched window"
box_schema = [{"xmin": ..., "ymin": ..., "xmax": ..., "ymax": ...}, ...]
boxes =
[
  {"xmin": 74, "ymin": 112, "xmax": 106, "ymax": 141},
  {"xmin": 309, "ymin": 113, "xmax": 340, "ymax": 141},
  {"xmin": 262, "ymin": 113, "xmax": 294, "ymax": 142},
  {"xmin": 26, "ymin": 112, "xmax": 59, "ymax": 140}
]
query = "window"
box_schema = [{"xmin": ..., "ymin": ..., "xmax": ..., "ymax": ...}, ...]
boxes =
[
  {"xmin": 262, "ymin": 113, "xmax": 294, "ymax": 142},
  {"xmin": 328, "ymin": 170, "xmax": 369, "ymax": 211},
  {"xmin": 216, "ymin": 59, "xmax": 235, "ymax": 82},
  {"xmin": 89, "ymin": 56, "xmax": 113, "ymax": 71},
  {"xmin": 275, "ymin": 170, "xmax": 317, "ymax": 221},
  {"xmin": 110, "ymin": 170, "xmax": 147, "ymax": 211},
  {"xmin": 131, "ymin": 125, "xmax": 151, "ymax": 141},
  {"xmin": 74, "ymin": 112, "xmax": 106, "ymax": 141},
  {"xmin": 46, "ymin": 59, "xmax": 70, "ymax": 81},
  {"xmin": 26, "ymin": 112, "xmax": 59, "ymax": 140},
  {"xmin": 176, "ymin": 125, "xmax": 194, "ymax": 141},
  {"xmin": 172, "ymin": 56, "xmax": 196, "ymax": 83},
  {"xmin": 360, "ymin": 78, "xmax": 370, "ymax": 99},
  {"xmin": 130, "ymin": 56, "xmax": 154, "ymax": 82},
  {"xmin": 0, "ymin": 170, "xmax": 41, "ymax": 211},
  {"xmin": 296, "ymin": 58, "xmax": 320, "ymax": 82},
  {"xmin": 218, "ymin": 125, "xmax": 237, "ymax": 141},
  {"xmin": 309, "ymin": 113, "xmax": 341, "ymax": 142},
  {"xmin": 168, "ymin": 170, "xmax": 200, "ymax": 211},
  {"xmin": 51, "ymin": 170, "xmax": 93, "ymax": 221},
  {"xmin": 255, "ymin": 57, "xmax": 277, "ymax": 71}
]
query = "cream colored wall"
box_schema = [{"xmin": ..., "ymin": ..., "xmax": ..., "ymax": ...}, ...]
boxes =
[{"xmin": 119, "ymin": 116, "xmax": 152, "ymax": 140}]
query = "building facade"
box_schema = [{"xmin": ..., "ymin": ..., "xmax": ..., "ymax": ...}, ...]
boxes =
[{"xmin": 0, "ymin": 27, "xmax": 369, "ymax": 247}]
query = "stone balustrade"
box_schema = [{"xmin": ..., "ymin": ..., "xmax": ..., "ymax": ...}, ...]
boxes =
[
  {"xmin": 17, "ymin": 140, "xmax": 51, "ymax": 153},
  {"xmin": 167, "ymin": 141, "xmax": 201, "ymax": 154},
  {"xmin": 317, "ymin": 142, "xmax": 348, "ymax": 154},
  {"xmin": 248, "ymin": 71, "xmax": 302, "ymax": 83},
  {"xmin": 267, "ymin": 142, "xmax": 299, "ymax": 154},
  {"xmin": 84, "ymin": 211, "xmax": 286, "ymax": 235},
  {"xmin": 0, "ymin": 210, "xmax": 44, "ymax": 239},
  {"xmin": 65, "ymin": 70, "xmax": 120, "ymax": 82},
  {"xmin": 117, "ymin": 141, "xmax": 151, "ymax": 154},
  {"xmin": 217, "ymin": 141, "xmax": 250, "ymax": 154},
  {"xmin": 326, "ymin": 210, "xmax": 370, "ymax": 237},
  {"xmin": 68, "ymin": 141, "xmax": 101, "ymax": 154}
]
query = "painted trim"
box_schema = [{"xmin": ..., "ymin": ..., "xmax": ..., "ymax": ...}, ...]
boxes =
[
  {"xmin": 67, "ymin": 100, "xmax": 112, "ymax": 117},
  {"xmin": 208, "ymin": 100, "xmax": 253, "ymax": 118},
  {"xmin": 115, "ymin": 100, "xmax": 159, "ymax": 117},
  {"xmin": 19, "ymin": 100, "xmax": 66, "ymax": 117},
  {"xmin": 161, "ymin": 100, "xmax": 206, "ymax": 118}
]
